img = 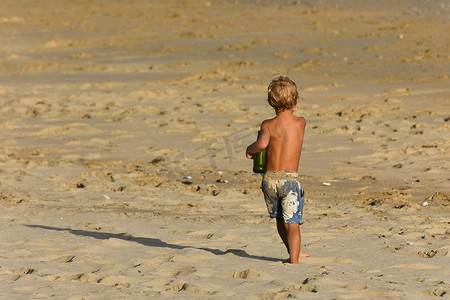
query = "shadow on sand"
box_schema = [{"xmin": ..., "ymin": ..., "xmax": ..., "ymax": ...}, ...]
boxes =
[{"xmin": 25, "ymin": 224, "xmax": 281, "ymax": 263}]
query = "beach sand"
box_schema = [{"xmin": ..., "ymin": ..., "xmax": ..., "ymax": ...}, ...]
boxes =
[{"xmin": 1, "ymin": 0, "xmax": 449, "ymax": 298}]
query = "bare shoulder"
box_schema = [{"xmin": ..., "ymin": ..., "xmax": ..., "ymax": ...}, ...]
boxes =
[
  {"xmin": 261, "ymin": 117, "xmax": 277, "ymax": 128},
  {"xmin": 294, "ymin": 115, "xmax": 306, "ymax": 127}
]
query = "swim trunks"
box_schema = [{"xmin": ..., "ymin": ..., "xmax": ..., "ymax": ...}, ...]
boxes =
[{"xmin": 261, "ymin": 171, "xmax": 304, "ymax": 224}]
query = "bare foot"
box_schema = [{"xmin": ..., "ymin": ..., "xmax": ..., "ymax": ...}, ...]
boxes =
[
  {"xmin": 283, "ymin": 258, "xmax": 299, "ymax": 264},
  {"xmin": 300, "ymin": 252, "xmax": 310, "ymax": 258},
  {"xmin": 282, "ymin": 252, "xmax": 310, "ymax": 264}
]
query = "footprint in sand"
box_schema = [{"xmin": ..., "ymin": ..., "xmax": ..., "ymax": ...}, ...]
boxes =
[
  {"xmin": 97, "ymin": 275, "xmax": 131, "ymax": 288},
  {"xmin": 14, "ymin": 267, "xmax": 35, "ymax": 275},
  {"xmin": 63, "ymin": 273, "xmax": 91, "ymax": 283},
  {"xmin": 227, "ymin": 269, "xmax": 260, "ymax": 279},
  {"xmin": 52, "ymin": 255, "xmax": 75, "ymax": 263},
  {"xmin": 169, "ymin": 283, "xmax": 188, "ymax": 292},
  {"xmin": 302, "ymin": 257, "xmax": 353, "ymax": 265},
  {"xmin": 167, "ymin": 283, "xmax": 217, "ymax": 295},
  {"xmin": 171, "ymin": 266, "xmax": 196, "ymax": 277}
]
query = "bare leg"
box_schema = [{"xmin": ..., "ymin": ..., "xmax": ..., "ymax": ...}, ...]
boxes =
[
  {"xmin": 276, "ymin": 218, "xmax": 289, "ymax": 252},
  {"xmin": 285, "ymin": 223, "xmax": 300, "ymax": 263},
  {"xmin": 277, "ymin": 218, "xmax": 309, "ymax": 263}
]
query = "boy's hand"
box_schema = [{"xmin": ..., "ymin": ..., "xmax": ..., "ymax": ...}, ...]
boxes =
[{"xmin": 246, "ymin": 146, "xmax": 253, "ymax": 159}]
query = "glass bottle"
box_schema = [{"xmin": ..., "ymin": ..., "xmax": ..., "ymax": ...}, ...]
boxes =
[{"xmin": 253, "ymin": 130, "xmax": 267, "ymax": 173}]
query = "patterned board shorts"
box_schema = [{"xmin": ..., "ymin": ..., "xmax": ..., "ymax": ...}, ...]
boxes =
[{"xmin": 261, "ymin": 171, "xmax": 305, "ymax": 224}]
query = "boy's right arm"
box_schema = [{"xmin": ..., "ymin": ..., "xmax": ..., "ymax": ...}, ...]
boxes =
[{"xmin": 246, "ymin": 121, "xmax": 270, "ymax": 159}]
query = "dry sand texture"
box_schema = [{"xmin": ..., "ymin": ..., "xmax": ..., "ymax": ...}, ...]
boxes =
[{"xmin": 1, "ymin": 0, "xmax": 449, "ymax": 299}]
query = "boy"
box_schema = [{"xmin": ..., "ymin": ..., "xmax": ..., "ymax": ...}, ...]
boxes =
[{"xmin": 246, "ymin": 75, "xmax": 309, "ymax": 264}]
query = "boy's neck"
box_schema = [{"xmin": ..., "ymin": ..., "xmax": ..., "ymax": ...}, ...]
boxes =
[{"xmin": 276, "ymin": 108, "xmax": 296, "ymax": 116}]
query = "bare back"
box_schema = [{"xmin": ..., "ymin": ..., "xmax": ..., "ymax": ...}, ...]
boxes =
[{"xmin": 262, "ymin": 111, "xmax": 306, "ymax": 172}]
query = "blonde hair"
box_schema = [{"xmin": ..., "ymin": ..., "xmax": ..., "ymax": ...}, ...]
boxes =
[{"xmin": 267, "ymin": 75, "xmax": 299, "ymax": 112}]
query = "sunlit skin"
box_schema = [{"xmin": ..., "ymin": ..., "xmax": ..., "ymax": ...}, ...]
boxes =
[{"xmin": 246, "ymin": 102, "xmax": 310, "ymax": 264}]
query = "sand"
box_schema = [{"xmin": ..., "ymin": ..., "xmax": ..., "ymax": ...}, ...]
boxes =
[{"xmin": 0, "ymin": 0, "xmax": 449, "ymax": 298}]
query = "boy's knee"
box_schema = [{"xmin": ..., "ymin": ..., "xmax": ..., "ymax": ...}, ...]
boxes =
[{"xmin": 285, "ymin": 223, "xmax": 299, "ymax": 232}]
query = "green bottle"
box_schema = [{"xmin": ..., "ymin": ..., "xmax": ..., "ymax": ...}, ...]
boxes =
[{"xmin": 253, "ymin": 130, "xmax": 267, "ymax": 173}]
